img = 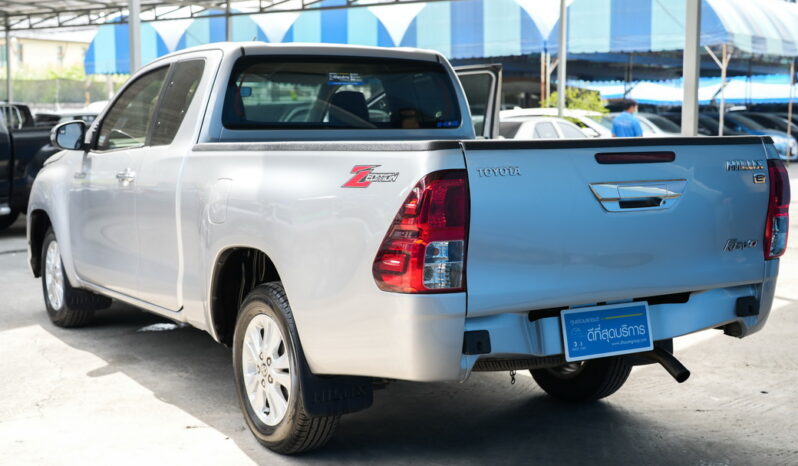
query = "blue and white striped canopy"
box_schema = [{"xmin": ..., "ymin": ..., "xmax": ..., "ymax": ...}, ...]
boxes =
[
  {"xmin": 170, "ymin": 0, "xmax": 549, "ymax": 59},
  {"xmin": 550, "ymin": 0, "xmax": 798, "ymax": 56},
  {"xmin": 84, "ymin": 0, "xmax": 798, "ymax": 75},
  {"xmin": 84, "ymin": 18, "xmax": 168, "ymax": 74},
  {"xmin": 573, "ymin": 74, "xmax": 798, "ymax": 105}
]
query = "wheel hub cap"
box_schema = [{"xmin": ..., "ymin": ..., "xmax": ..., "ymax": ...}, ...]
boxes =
[
  {"xmin": 241, "ymin": 313, "xmax": 292, "ymax": 426},
  {"xmin": 44, "ymin": 240, "xmax": 64, "ymax": 311}
]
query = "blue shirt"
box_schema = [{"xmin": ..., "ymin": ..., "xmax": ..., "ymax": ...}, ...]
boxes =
[{"xmin": 612, "ymin": 111, "xmax": 643, "ymax": 137}]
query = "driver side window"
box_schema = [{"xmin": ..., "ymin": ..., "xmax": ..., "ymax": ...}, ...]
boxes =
[{"xmin": 96, "ymin": 67, "xmax": 168, "ymax": 151}]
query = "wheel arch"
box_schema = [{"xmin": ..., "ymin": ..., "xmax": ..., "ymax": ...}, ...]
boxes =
[
  {"xmin": 209, "ymin": 246, "xmax": 282, "ymax": 346},
  {"xmin": 28, "ymin": 209, "xmax": 52, "ymax": 277}
]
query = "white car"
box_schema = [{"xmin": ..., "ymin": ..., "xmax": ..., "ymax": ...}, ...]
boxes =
[
  {"xmin": 500, "ymin": 115, "xmax": 587, "ymax": 139},
  {"xmin": 501, "ymin": 108, "xmax": 612, "ymax": 138}
]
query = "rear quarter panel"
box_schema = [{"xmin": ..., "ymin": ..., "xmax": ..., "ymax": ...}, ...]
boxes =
[{"xmin": 179, "ymin": 142, "xmax": 468, "ymax": 380}]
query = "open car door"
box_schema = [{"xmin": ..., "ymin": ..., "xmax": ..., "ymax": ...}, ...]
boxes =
[{"xmin": 454, "ymin": 64, "xmax": 502, "ymax": 139}]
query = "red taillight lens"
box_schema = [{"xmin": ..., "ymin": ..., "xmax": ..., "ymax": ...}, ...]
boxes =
[
  {"xmin": 764, "ymin": 159, "xmax": 790, "ymax": 260},
  {"xmin": 373, "ymin": 170, "xmax": 469, "ymax": 293}
]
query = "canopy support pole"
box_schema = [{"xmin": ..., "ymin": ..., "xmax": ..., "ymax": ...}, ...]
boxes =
[
  {"xmin": 549, "ymin": 56, "xmax": 558, "ymax": 105},
  {"xmin": 705, "ymin": 44, "xmax": 732, "ymax": 136},
  {"xmin": 788, "ymin": 58, "xmax": 795, "ymax": 166},
  {"xmin": 226, "ymin": 1, "xmax": 232, "ymax": 41},
  {"xmin": 4, "ymin": 16, "xmax": 10, "ymax": 103},
  {"xmin": 681, "ymin": 0, "xmax": 701, "ymax": 136},
  {"xmin": 556, "ymin": 0, "xmax": 568, "ymax": 117},
  {"xmin": 128, "ymin": 0, "xmax": 141, "ymax": 73},
  {"xmin": 540, "ymin": 52, "xmax": 545, "ymax": 106}
]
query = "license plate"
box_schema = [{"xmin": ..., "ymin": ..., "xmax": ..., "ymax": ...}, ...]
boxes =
[{"xmin": 561, "ymin": 302, "xmax": 653, "ymax": 362}]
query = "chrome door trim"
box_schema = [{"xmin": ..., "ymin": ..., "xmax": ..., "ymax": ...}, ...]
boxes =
[{"xmin": 589, "ymin": 179, "xmax": 687, "ymax": 212}]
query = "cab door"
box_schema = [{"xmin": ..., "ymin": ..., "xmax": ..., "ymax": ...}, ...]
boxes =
[
  {"xmin": 135, "ymin": 58, "xmax": 207, "ymax": 311},
  {"xmin": 454, "ymin": 64, "xmax": 502, "ymax": 139},
  {"xmin": 69, "ymin": 66, "xmax": 169, "ymax": 297}
]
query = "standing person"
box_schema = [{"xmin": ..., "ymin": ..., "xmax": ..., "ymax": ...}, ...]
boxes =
[{"xmin": 612, "ymin": 99, "xmax": 643, "ymax": 137}]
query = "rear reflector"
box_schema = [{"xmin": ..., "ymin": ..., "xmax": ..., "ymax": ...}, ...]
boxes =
[
  {"xmin": 373, "ymin": 170, "xmax": 468, "ymax": 293},
  {"xmin": 595, "ymin": 151, "xmax": 676, "ymax": 164},
  {"xmin": 764, "ymin": 159, "xmax": 790, "ymax": 260}
]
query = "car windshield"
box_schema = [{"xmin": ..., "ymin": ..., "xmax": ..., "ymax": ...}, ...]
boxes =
[
  {"xmin": 726, "ymin": 113, "xmax": 767, "ymax": 130},
  {"xmin": 643, "ymin": 114, "xmax": 681, "ymax": 133},
  {"xmin": 223, "ymin": 56, "xmax": 461, "ymax": 130},
  {"xmin": 587, "ymin": 115, "xmax": 614, "ymax": 129}
]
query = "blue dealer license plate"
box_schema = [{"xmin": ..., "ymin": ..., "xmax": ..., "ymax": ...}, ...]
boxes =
[{"xmin": 561, "ymin": 302, "xmax": 653, "ymax": 362}]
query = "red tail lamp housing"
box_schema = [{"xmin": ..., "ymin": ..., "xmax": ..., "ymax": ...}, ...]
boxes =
[
  {"xmin": 373, "ymin": 170, "xmax": 469, "ymax": 293},
  {"xmin": 764, "ymin": 159, "xmax": 790, "ymax": 260}
]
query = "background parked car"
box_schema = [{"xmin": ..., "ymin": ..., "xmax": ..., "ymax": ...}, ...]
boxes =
[
  {"xmin": 0, "ymin": 103, "xmax": 37, "ymax": 130},
  {"xmin": 661, "ymin": 112, "xmax": 747, "ymax": 137},
  {"xmin": 501, "ymin": 108, "xmax": 611, "ymax": 138},
  {"xmin": 637, "ymin": 112, "xmax": 682, "ymax": 136},
  {"xmin": 499, "ymin": 116, "xmax": 587, "ymax": 139},
  {"xmin": 711, "ymin": 112, "xmax": 796, "ymax": 160},
  {"xmin": 741, "ymin": 112, "xmax": 798, "ymax": 143}
]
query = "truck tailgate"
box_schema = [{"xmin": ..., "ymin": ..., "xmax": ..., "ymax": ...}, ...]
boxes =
[{"xmin": 462, "ymin": 138, "xmax": 772, "ymax": 317}]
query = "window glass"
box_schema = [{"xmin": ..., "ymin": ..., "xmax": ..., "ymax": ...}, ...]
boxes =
[
  {"xmin": 3, "ymin": 106, "xmax": 20, "ymax": 129},
  {"xmin": 96, "ymin": 67, "xmax": 168, "ymax": 151},
  {"xmin": 223, "ymin": 56, "xmax": 461, "ymax": 130},
  {"xmin": 534, "ymin": 122, "xmax": 558, "ymax": 139},
  {"xmin": 558, "ymin": 122, "xmax": 586, "ymax": 138},
  {"xmin": 458, "ymin": 72, "xmax": 493, "ymax": 136},
  {"xmin": 644, "ymin": 114, "xmax": 681, "ymax": 133},
  {"xmin": 151, "ymin": 60, "xmax": 205, "ymax": 145},
  {"xmin": 499, "ymin": 121, "xmax": 522, "ymax": 139}
]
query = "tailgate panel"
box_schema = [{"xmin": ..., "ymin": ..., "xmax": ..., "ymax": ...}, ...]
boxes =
[{"xmin": 464, "ymin": 140, "xmax": 770, "ymax": 317}]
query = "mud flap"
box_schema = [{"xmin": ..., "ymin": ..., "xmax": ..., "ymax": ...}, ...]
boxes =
[{"xmin": 296, "ymin": 347, "xmax": 373, "ymax": 417}]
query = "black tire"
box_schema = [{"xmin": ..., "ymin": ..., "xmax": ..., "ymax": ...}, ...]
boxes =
[
  {"xmin": 232, "ymin": 282, "xmax": 339, "ymax": 454},
  {"xmin": 531, "ymin": 357, "xmax": 632, "ymax": 402},
  {"xmin": 41, "ymin": 228, "xmax": 111, "ymax": 328},
  {"xmin": 0, "ymin": 209, "xmax": 19, "ymax": 231}
]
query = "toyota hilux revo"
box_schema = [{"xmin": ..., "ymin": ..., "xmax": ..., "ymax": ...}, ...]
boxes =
[{"xmin": 29, "ymin": 43, "xmax": 789, "ymax": 453}]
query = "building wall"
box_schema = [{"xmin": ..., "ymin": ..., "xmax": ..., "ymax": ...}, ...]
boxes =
[{"xmin": 0, "ymin": 37, "xmax": 89, "ymax": 73}]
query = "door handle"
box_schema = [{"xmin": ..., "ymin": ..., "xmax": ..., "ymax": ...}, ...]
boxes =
[{"xmin": 116, "ymin": 168, "xmax": 136, "ymax": 185}]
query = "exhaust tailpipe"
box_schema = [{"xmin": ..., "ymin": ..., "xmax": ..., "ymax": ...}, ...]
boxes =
[{"xmin": 639, "ymin": 347, "xmax": 690, "ymax": 383}]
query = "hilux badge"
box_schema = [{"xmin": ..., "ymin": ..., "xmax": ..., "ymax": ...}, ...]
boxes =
[{"xmin": 726, "ymin": 160, "xmax": 765, "ymax": 171}]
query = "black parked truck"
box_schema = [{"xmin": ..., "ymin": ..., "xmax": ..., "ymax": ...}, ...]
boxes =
[{"xmin": 0, "ymin": 115, "xmax": 55, "ymax": 230}]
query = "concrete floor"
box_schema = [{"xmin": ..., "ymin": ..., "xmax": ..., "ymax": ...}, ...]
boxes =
[{"xmin": 1, "ymin": 167, "xmax": 797, "ymax": 465}]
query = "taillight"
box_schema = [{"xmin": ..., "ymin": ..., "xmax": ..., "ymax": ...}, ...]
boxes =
[
  {"xmin": 764, "ymin": 159, "xmax": 790, "ymax": 259},
  {"xmin": 373, "ymin": 170, "xmax": 469, "ymax": 293}
]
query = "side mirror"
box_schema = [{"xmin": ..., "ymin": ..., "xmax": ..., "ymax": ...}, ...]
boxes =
[{"xmin": 50, "ymin": 120, "xmax": 87, "ymax": 151}]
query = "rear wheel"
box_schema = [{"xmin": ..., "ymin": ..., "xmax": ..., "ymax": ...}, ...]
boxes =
[
  {"xmin": 0, "ymin": 209, "xmax": 19, "ymax": 231},
  {"xmin": 41, "ymin": 229, "xmax": 110, "ymax": 327},
  {"xmin": 233, "ymin": 283, "xmax": 339, "ymax": 454},
  {"xmin": 531, "ymin": 357, "xmax": 632, "ymax": 402}
]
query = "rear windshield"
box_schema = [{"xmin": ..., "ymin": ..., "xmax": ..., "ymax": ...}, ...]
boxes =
[{"xmin": 222, "ymin": 56, "xmax": 462, "ymax": 130}]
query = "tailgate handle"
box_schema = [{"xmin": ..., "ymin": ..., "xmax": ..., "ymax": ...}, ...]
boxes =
[
  {"xmin": 590, "ymin": 180, "xmax": 686, "ymax": 212},
  {"xmin": 618, "ymin": 197, "xmax": 663, "ymax": 209}
]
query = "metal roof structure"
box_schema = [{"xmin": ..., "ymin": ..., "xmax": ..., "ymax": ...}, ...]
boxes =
[{"xmin": 0, "ymin": 1, "xmax": 436, "ymax": 30}]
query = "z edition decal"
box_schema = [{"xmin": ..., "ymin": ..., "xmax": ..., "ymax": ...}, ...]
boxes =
[{"xmin": 342, "ymin": 165, "xmax": 399, "ymax": 188}]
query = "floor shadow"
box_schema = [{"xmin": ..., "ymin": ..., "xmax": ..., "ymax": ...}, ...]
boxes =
[
  {"xmin": 32, "ymin": 303, "xmax": 776, "ymax": 465},
  {"xmin": 0, "ymin": 215, "xmax": 26, "ymax": 240}
]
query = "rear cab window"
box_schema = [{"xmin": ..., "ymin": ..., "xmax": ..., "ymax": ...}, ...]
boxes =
[{"xmin": 222, "ymin": 56, "xmax": 461, "ymax": 131}]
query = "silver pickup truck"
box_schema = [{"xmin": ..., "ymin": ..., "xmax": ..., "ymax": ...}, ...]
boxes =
[{"xmin": 29, "ymin": 42, "xmax": 789, "ymax": 454}]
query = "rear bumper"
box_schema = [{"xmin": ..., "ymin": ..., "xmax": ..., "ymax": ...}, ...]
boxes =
[
  {"xmin": 458, "ymin": 260, "xmax": 778, "ymax": 380},
  {"xmin": 319, "ymin": 262, "xmax": 777, "ymax": 383}
]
